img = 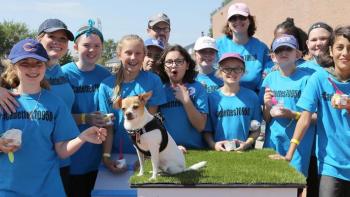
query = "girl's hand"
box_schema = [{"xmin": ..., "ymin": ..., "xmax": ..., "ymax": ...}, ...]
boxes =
[
  {"xmin": 215, "ymin": 140, "xmax": 228, "ymax": 151},
  {"xmin": 87, "ymin": 112, "xmax": 106, "ymax": 127},
  {"xmin": 0, "ymin": 88, "xmax": 20, "ymax": 114},
  {"xmin": 234, "ymin": 140, "xmax": 251, "ymax": 151},
  {"xmin": 0, "ymin": 138, "xmax": 20, "ymax": 153},
  {"xmin": 264, "ymin": 88, "xmax": 274, "ymax": 109},
  {"xmin": 173, "ymin": 84, "xmax": 190, "ymax": 104},
  {"xmin": 79, "ymin": 126, "xmax": 107, "ymax": 144},
  {"xmin": 268, "ymin": 153, "xmax": 290, "ymax": 161},
  {"xmin": 270, "ymin": 107, "xmax": 294, "ymax": 119},
  {"xmin": 103, "ymin": 156, "xmax": 127, "ymax": 173}
]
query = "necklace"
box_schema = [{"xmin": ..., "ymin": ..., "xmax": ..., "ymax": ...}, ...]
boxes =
[{"xmin": 28, "ymin": 91, "xmax": 42, "ymax": 120}]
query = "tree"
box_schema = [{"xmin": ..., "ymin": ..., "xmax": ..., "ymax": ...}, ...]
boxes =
[
  {"xmin": 98, "ymin": 39, "xmax": 117, "ymax": 65},
  {"xmin": 0, "ymin": 21, "xmax": 36, "ymax": 58},
  {"xmin": 59, "ymin": 50, "xmax": 74, "ymax": 65}
]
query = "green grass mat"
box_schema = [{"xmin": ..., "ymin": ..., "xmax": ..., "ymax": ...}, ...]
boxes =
[{"xmin": 130, "ymin": 149, "xmax": 306, "ymax": 186}]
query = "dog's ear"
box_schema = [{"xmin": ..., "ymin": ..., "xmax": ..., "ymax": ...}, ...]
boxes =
[
  {"xmin": 112, "ymin": 96, "xmax": 123, "ymax": 109},
  {"xmin": 138, "ymin": 91, "xmax": 153, "ymax": 104}
]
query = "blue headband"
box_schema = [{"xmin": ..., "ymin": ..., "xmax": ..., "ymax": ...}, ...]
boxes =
[{"xmin": 74, "ymin": 19, "xmax": 104, "ymax": 43}]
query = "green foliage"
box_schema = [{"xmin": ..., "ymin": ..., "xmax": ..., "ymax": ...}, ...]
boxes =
[
  {"xmin": 59, "ymin": 50, "xmax": 74, "ymax": 65},
  {"xmin": 0, "ymin": 21, "xmax": 36, "ymax": 58},
  {"xmin": 130, "ymin": 149, "xmax": 306, "ymax": 186},
  {"xmin": 221, "ymin": 0, "xmax": 232, "ymax": 7},
  {"xmin": 98, "ymin": 39, "xmax": 117, "ymax": 65}
]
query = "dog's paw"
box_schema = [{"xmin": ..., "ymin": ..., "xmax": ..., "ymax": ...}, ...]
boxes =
[
  {"xmin": 149, "ymin": 176, "xmax": 157, "ymax": 181},
  {"xmin": 137, "ymin": 172, "xmax": 144, "ymax": 177}
]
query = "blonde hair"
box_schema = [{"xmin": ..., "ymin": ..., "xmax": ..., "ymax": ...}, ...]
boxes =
[
  {"xmin": 113, "ymin": 34, "xmax": 145, "ymax": 97},
  {"xmin": 0, "ymin": 59, "xmax": 50, "ymax": 90}
]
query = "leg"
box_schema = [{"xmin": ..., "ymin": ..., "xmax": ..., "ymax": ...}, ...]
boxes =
[
  {"xmin": 149, "ymin": 144, "xmax": 160, "ymax": 180},
  {"xmin": 69, "ymin": 170, "xmax": 98, "ymax": 197},
  {"xmin": 60, "ymin": 166, "xmax": 71, "ymax": 196},
  {"xmin": 135, "ymin": 148, "xmax": 145, "ymax": 176},
  {"xmin": 319, "ymin": 175, "xmax": 343, "ymax": 197},
  {"xmin": 306, "ymin": 156, "xmax": 319, "ymax": 197}
]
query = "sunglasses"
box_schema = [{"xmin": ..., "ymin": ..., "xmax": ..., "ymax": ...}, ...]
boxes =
[{"xmin": 229, "ymin": 15, "xmax": 248, "ymax": 22}]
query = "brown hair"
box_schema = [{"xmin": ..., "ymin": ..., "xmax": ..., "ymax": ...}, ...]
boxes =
[
  {"xmin": 113, "ymin": 34, "xmax": 145, "ymax": 97},
  {"xmin": 222, "ymin": 15, "xmax": 257, "ymax": 38},
  {"xmin": 0, "ymin": 59, "xmax": 50, "ymax": 89}
]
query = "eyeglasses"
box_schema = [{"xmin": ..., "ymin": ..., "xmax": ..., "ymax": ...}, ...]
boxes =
[
  {"xmin": 164, "ymin": 59, "xmax": 185, "ymax": 68},
  {"xmin": 220, "ymin": 67, "xmax": 244, "ymax": 74},
  {"xmin": 274, "ymin": 46, "xmax": 294, "ymax": 54},
  {"xmin": 228, "ymin": 15, "xmax": 248, "ymax": 22},
  {"xmin": 151, "ymin": 26, "xmax": 170, "ymax": 33}
]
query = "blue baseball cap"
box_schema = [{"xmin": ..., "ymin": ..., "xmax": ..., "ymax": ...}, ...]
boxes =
[
  {"xmin": 9, "ymin": 38, "xmax": 49, "ymax": 64},
  {"xmin": 272, "ymin": 35, "xmax": 299, "ymax": 52},
  {"xmin": 38, "ymin": 19, "xmax": 74, "ymax": 41},
  {"xmin": 144, "ymin": 38, "xmax": 164, "ymax": 50}
]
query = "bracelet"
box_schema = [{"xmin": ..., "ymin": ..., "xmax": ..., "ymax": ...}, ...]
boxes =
[
  {"xmin": 81, "ymin": 113, "xmax": 86, "ymax": 124},
  {"xmin": 290, "ymin": 138, "xmax": 300, "ymax": 145},
  {"xmin": 103, "ymin": 153, "xmax": 111, "ymax": 158},
  {"xmin": 295, "ymin": 112, "xmax": 301, "ymax": 120}
]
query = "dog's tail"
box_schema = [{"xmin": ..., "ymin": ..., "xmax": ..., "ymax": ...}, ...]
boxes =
[{"xmin": 185, "ymin": 161, "xmax": 207, "ymax": 172}]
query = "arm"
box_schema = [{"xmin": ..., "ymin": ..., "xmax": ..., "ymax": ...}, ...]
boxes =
[
  {"xmin": 55, "ymin": 126, "xmax": 106, "ymax": 159},
  {"xmin": 203, "ymin": 132, "xmax": 227, "ymax": 151},
  {"xmin": 0, "ymin": 87, "xmax": 20, "ymax": 114},
  {"xmin": 174, "ymin": 84, "xmax": 207, "ymax": 132},
  {"xmin": 284, "ymin": 111, "xmax": 312, "ymax": 161}
]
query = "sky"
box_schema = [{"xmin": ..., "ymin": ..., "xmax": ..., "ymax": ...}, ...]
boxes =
[{"xmin": 1, "ymin": 0, "xmax": 223, "ymax": 47}]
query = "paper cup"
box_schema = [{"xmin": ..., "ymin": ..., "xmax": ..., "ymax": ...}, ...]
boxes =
[
  {"xmin": 224, "ymin": 141, "xmax": 236, "ymax": 151},
  {"xmin": 2, "ymin": 129, "xmax": 22, "ymax": 146}
]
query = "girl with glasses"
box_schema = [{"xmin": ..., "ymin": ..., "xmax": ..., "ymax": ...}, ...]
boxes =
[
  {"xmin": 157, "ymin": 45, "xmax": 208, "ymax": 151},
  {"xmin": 203, "ymin": 53, "xmax": 261, "ymax": 152}
]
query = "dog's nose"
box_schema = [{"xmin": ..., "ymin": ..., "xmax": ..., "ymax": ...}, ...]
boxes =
[{"xmin": 125, "ymin": 112, "xmax": 134, "ymax": 120}]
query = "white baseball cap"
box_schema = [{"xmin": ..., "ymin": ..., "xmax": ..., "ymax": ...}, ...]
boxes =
[
  {"xmin": 193, "ymin": 36, "xmax": 218, "ymax": 51},
  {"xmin": 227, "ymin": 2, "xmax": 250, "ymax": 20}
]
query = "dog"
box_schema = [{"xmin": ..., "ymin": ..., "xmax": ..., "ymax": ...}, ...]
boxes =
[{"xmin": 114, "ymin": 91, "xmax": 206, "ymax": 180}]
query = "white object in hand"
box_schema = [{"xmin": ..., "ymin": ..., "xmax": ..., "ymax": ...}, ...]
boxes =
[
  {"xmin": 2, "ymin": 129, "xmax": 22, "ymax": 146},
  {"xmin": 224, "ymin": 141, "xmax": 236, "ymax": 151},
  {"xmin": 250, "ymin": 120, "xmax": 261, "ymax": 131},
  {"xmin": 104, "ymin": 113, "xmax": 114, "ymax": 125},
  {"xmin": 340, "ymin": 94, "xmax": 348, "ymax": 106},
  {"xmin": 270, "ymin": 100, "xmax": 284, "ymax": 117},
  {"xmin": 116, "ymin": 158, "xmax": 126, "ymax": 168}
]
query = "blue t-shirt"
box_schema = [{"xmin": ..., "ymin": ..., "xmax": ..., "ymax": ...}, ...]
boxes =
[
  {"xmin": 216, "ymin": 36, "xmax": 272, "ymax": 92},
  {"xmin": 297, "ymin": 70, "xmax": 350, "ymax": 180},
  {"xmin": 46, "ymin": 64, "xmax": 75, "ymax": 168},
  {"xmin": 205, "ymin": 87, "xmax": 262, "ymax": 142},
  {"xmin": 195, "ymin": 71, "xmax": 223, "ymax": 94},
  {"xmin": 98, "ymin": 71, "xmax": 166, "ymax": 154},
  {"xmin": 159, "ymin": 81, "xmax": 209, "ymax": 148},
  {"xmin": 260, "ymin": 69, "xmax": 314, "ymax": 176},
  {"xmin": 0, "ymin": 90, "xmax": 79, "ymax": 196},
  {"xmin": 298, "ymin": 59, "xmax": 325, "ymax": 75},
  {"xmin": 62, "ymin": 62, "xmax": 111, "ymax": 175}
]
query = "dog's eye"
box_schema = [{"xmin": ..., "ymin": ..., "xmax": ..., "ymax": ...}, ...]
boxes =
[
  {"xmin": 121, "ymin": 107, "xmax": 126, "ymax": 111},
  {"xmin": 132, "ymin": 105, "xmax": 139, "ymax": 110}
]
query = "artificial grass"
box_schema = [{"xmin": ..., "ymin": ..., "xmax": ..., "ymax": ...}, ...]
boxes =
[{"xmin": 130, "ymin": 149, "xmax": 306, "ymax": 186}]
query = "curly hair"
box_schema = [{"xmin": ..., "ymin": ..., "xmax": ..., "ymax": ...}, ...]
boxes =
[
  {"xmin": 222, "ymin": 15, "xmax": 257, "ymax": 38},
  {"xmin": 157, "ymin": 45, "xmax": 197, "ymax": 84}
]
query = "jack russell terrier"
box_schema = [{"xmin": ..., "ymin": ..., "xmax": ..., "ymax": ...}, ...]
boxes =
[{"xmin": 114, "ymin": 91, "xmax": 206, "ymax": 180}]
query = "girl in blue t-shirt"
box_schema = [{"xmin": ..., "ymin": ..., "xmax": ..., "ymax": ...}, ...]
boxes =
[
  {"xmin": 216, "ymin": 2, "xmax": 271, "ymax": 92},
  {"xmin": 62, "ymin": 21, "xmax": 111, "ymax": 197},
  {"xmin": 285, "ymin": 26, "xmax": 350, "ymax": 197},
  {"xmin": 193, "ymin": 36, "xmax": 223, "ymax": 94},
  {"xmin": 204, "ymin": 53, "xmax": 261, "ymax": 152},
  {"xmin": 0, "ymin": 18, "xmax": 76, "ymax": 195},
  {"xmin": 98, "ymin": 34, "xmax": 166, "ymax": 172},
  {"xmin": 0, "ymin": 38, "xmax": 106, "ymax": 197},
  {"xmin": 261, "ymin": 35, "xmax": 316, "ymax": 179},
  {"xmin": 157, "ymin": 45, "xmax": 208, "ymax": 150}
]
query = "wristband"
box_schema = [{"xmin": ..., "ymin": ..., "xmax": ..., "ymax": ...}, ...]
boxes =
[
  {"xmin": 103, "ymin": 153, "xmax": 111, "ymax": 158},
  {"xmin": 81, "ymin": 113, "xmax": 86, "ymax": 124},
  {"xmin": 295, "ymin": 112, "xmax": 301, "ymax": 120},
  {"xmin": 247, "ymin": 137, "xmax": 254, "ymax": 143},
  {"xmin": 291, "ymin": 138, "xmax": 300, "ymax": 145}
]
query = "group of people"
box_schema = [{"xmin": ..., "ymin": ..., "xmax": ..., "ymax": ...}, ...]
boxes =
[{"xmin": 0, "ymin": 2, "xmax": 349, "ymax": 197}]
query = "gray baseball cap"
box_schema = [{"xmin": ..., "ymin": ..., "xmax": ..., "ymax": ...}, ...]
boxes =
[
  {"xmin": 38, "ymin": 19, "xmax": 74, "ymax": 41},
  {"xmin": 148, "ymin": 13, "xmax": 170, "ymax": 27}
]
